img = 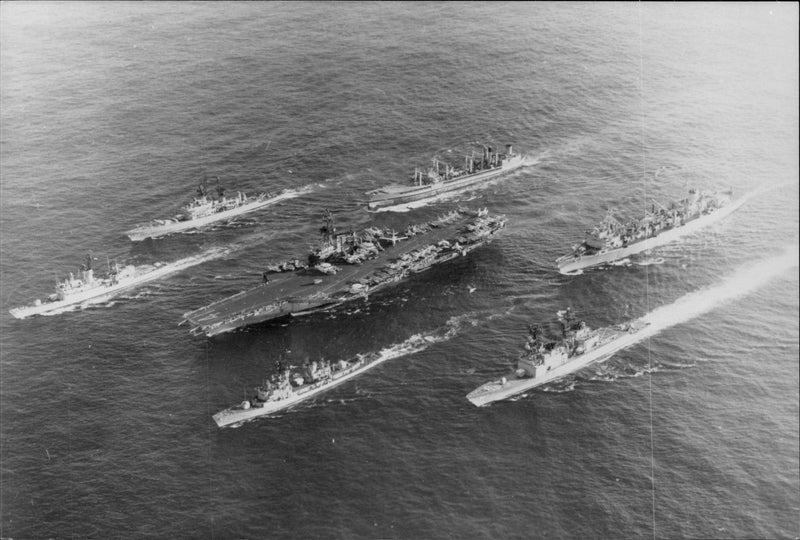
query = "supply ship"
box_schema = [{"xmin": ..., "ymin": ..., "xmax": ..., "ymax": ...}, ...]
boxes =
[
  {"xmin": 366, "ymin": 144, "xmax": 523, "ymax": 212},
  {"xmin": 182, "ymin": 208, "xmax": 507, "ymax": 337},
  {"xmin": 556, "ymin": 189, "xmax": 745, "ymax": 274},
  {"xmin": 215, "ymin": 353, "xmax": 394, "ymax": 427},
  {"xmin": 467, "ymin": 309, "xmax": 650, "ymax": 407},
  {"xmin": 9, "ymin": 250, "xmax": 228, "ymax": 319},
  {"xmin": 126, "ymin": 179, "xmax": 309, "ymax": 241}
]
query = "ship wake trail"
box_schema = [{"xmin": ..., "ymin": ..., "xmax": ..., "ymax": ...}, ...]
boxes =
[
  {"xmin": 521, "ymin": 154, "xmax": 544, "ymax": 168},
  {"xmin": 638, "ymin": 244, "xmax": 798, "ymax": 346},
  {"xmin": 144, "ymin": 245, "xmax": 235, "ymax": 279},
  {"xmin": 377, "ymin": 309, "xmax": 497, "ymax": 359}
]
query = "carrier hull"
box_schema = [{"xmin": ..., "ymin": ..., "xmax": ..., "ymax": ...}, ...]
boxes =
[{"xmin": 183, "ymin": 210, "xmax": 505, "ymax": 337}]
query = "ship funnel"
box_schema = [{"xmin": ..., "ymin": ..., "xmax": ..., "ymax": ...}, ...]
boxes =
[{"xmin": 505, "ymin": 144, "xmax": 513, "ymax": 155}]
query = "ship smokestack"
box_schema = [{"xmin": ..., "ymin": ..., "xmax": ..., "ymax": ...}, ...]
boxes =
[{"xmin": 505, "ymin": 144, "xmax": 512, "ymax": 156}]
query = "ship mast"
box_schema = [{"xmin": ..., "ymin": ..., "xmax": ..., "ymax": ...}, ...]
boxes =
[
  {"xmin": 198, "ymin": 175, "xmax": 207, "ymax": 197},
  {"xmin": 319, "ymin": 209, "xmax": 335, "ymax": 244},
  {"xmin": 558, "ymin": 308, "xmax": 577, "ymax": 337},
  {"xmin": 651, "ymin": 198, "xmax": 668, "ymax": 213}
]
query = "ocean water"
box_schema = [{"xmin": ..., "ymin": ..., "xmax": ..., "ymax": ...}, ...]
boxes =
[{"xmin": 1, "ymin": 2, "xmax": 798, "ymax": 539}]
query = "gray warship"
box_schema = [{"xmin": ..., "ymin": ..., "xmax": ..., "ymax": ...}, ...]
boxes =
[{"xmin": 183, "ymin": 208, "xmax": 507, "ymax": 337}]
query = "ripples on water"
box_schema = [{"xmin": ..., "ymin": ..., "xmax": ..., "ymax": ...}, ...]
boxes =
[{"xmin": 1, "ymin": 3, "xmax": 798, "ymax": 539}]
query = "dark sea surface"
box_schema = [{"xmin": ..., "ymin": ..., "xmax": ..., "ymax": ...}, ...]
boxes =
[{"xmin": 1, "ymin": 2, "xmax": 798, "ymax": 539}]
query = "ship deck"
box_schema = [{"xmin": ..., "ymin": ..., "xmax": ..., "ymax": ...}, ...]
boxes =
[
  {"xmin": 556, "ymin": 196, "xmax": 747, "ymax": 273},
  {"xmin": 368, "ymin": 159, "xmax": 523, "ymax": 204},
  {"xmin": 183, "ymin": 217, "xmax": 475, "ymax": 328}
]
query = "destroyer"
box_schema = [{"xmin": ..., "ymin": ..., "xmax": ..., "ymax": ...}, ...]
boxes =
[
  {"xmin": 183, "ymin": 208, "xmax": 507, "ymax": 337},
  {"xmin": 215, "ymin": 354, "xmax": 387, "ymax": 427},
  {"xmin": 366, "ymin": 144, "xmax": 523, "ymax": 212},
  {"xmin": 9, "ymin": 250, "xmax": 227, "ymax": 319},
  {"xmin": 126, "ymin": 179, "xmax": 308, "ymax": 241},
  {"xmin": 467, "ymin": 309, "xmax": 650, "ymax": 407},
  {"xmin": 556, "ymin": 189, "xmax": 745, "ymax": 274}
]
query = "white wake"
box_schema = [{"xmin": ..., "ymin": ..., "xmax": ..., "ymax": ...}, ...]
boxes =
[{"xmin": 639, "ymin": 244, "xmax": 798, "ymax": 343}]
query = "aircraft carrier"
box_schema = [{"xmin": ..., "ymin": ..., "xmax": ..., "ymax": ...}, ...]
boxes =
[{"xmin": 182, "ymin": 208, "xmax": 507, "ymax": 337}]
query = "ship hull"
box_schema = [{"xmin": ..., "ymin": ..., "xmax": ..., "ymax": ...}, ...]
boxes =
[
  {"xmin": 555, "ymin": 196, "xmax": 746, "ymax": 274},
  {"xmin": 213, "ymin": 354, "xmax": 392, "ymax": 427},
  {"xmin": 9, "ymin": 249, "xmax": 228, "ymax": 319},
  {"xmin": 466, "ymin": 322, "xmax": 649, "ymax": 407},
  {"xmin": 367, "ymin": 155, "xmax": 524, "ymax": 211},
  {"xmin": 126, "ymin": 190, "xmax": 304, "ymax": 241},
  {"xmin": 183, "ymin": 212, "xmax": 504, "ymax": 337},
  {"xmin": 187, "ymin": 242, "xmax": 487, "ymax": 337}
]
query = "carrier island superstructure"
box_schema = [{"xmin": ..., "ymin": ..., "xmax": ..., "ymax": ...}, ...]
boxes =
[{"xmin": 182, "ymin": 208, "xmax": 507, "ymax": 337}]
